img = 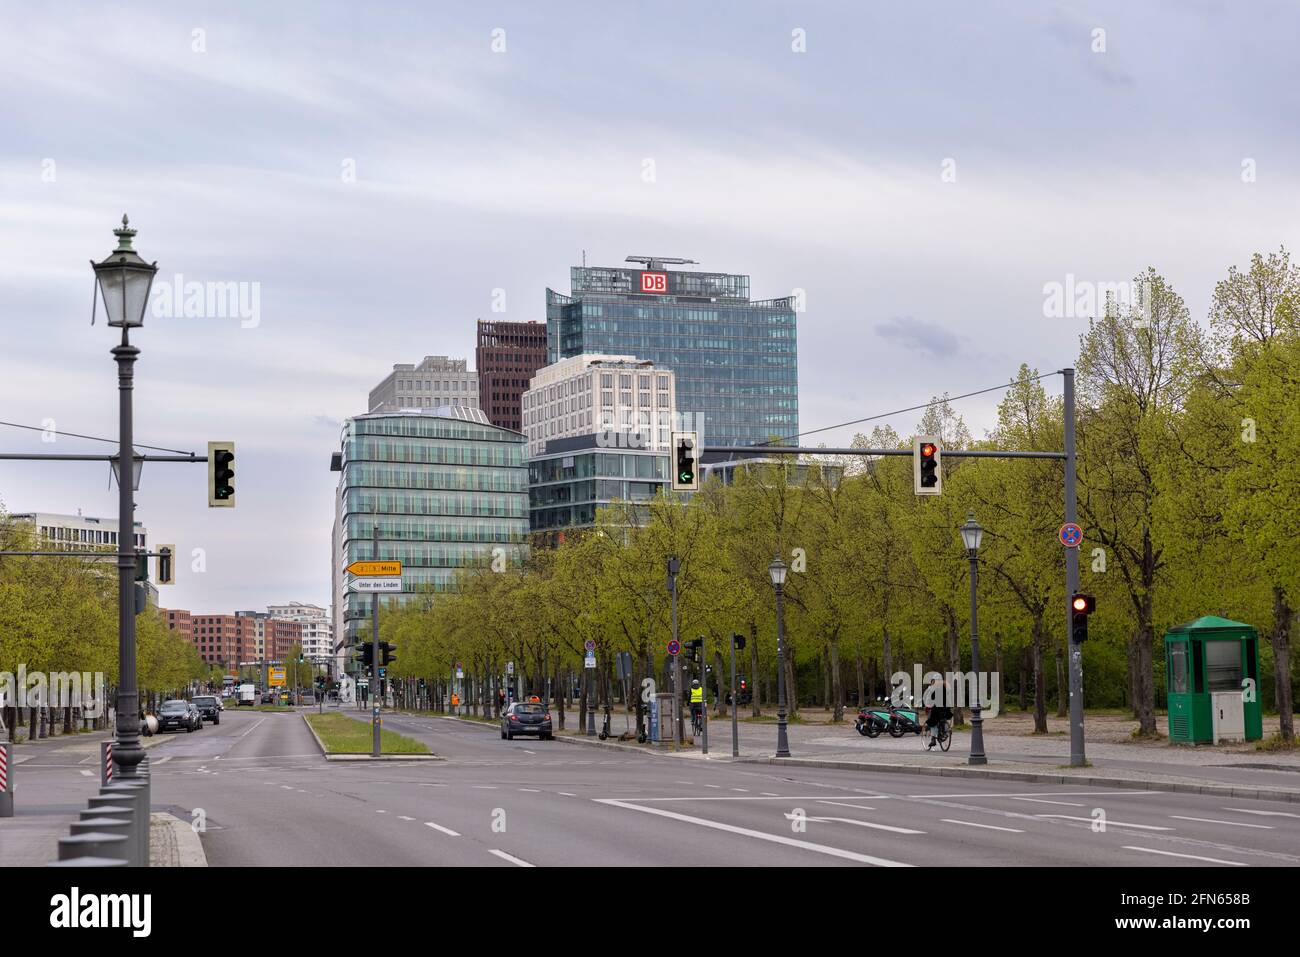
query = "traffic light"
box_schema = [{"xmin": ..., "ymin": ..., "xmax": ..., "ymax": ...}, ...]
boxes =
[
  {"xmin": 913, "ymin": 436, "xmax": 942, "ymax": 496},
  {"xmin": 157, "ymin": 545, "xmax": 174, "ymax": 585},
  {"xmin": 353, "ymin": 643, "xmax": 374, "ymax": 669},
  {"xmin": 687, "ymin": 638, "xmax": 703, "ymax": 663},
  {"xmin": 135, "ymin": 553, "xmax": 149, "ymax": 582},
  {"xmin": 1070, "ymin": 593, "xmax": 1095, "ymax": 643},
  {"xmin": 380, "ymin": 641, "xmax": 397, "ymax": 666},
  {"xmin": 732, "ymin": 633, "xmax": 746, "ymax": 651},
  {"xmin": 670, "ymin": 430, "xmax": 698, "ymax": 491},
  {"xmin": 208, "ymin": 441, "xmax": 236, "ymax": 507}
]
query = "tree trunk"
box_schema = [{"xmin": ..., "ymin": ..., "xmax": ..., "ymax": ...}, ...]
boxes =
[
  {"xmin": 829, "ymin": 640, "xmax": 844, "ymax": 722},
  {"xmin": 1032, "ymin": 614, "xmax": 1047, "ymax": 733},
  {"xmin": 1018, "ymin": 648, "xmax": 1028, "ymax": 712},
  {"xmin": 784, "ymin": 640, "xmax": 798, "ymax": 717},
  {"xmin": 1135, "ymin": 592, "xmax": 1157, "ymax": 735},
  {"xmin": 555, "ymin": 664, "xmax": 566, "ymax": 730},
  {"xmin": 749, "ymin": 622, "xmax": 762, "ymax": 717},
  {"xmin": 713, "ymin": 648, "xmax": 727, "ymax": 717},
  {"xmin": 855, "ymin": 651, "xmax": 865, "ymax": 710},
  {"xmin": 994, "ymin": 632, "xmax": 1003, "ymax": 706},
  {"xmin": 882, "ymin": 625, "xmax": 893, "ymax": 687},
  {"xmin": 1272, "ymin": 586, "xmax": 1294, "ymax": 741},
  {"xmin": 1055, "ymin": 639, "xmax": 1067, "ymax": 718}
]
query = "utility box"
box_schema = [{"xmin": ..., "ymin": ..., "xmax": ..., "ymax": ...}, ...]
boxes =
[
  {"xmin": 1164, "ymin": 616, "xmax": 1262, "ymax": 744},
  {"xmin": 651, "ymin": 693, "xmax": 675, "ymax": 744}
]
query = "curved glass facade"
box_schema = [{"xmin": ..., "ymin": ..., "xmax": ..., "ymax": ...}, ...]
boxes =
[{"xmin": 333, "ymin": 411, "xmax": 528, "ymax": 645}]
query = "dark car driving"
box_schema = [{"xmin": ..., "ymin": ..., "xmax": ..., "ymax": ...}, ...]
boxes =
[
  {"xmin": 157, "ymin": 699, "xmax": 201, "ymax": 733},
  {"xmin": 500, "ymin": 701, "xmax": 552, "ymax": 740},
  {"xmin": 192, "ymin": 694, "xmax": 221, "ymax": 725}
]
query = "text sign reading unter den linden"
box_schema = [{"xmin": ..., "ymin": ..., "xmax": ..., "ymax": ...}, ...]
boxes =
[{"xmin": 348, "ymin": 577, "xmax": 403, "ymax": 593}]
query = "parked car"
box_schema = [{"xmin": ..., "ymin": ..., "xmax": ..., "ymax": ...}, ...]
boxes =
[
  {"xmin": 157, "ymin": 699, "xmax": 202, "ymax": 733},
  {"xmin": 192, "ymin": 694, "xmax": 221, "ymax": 725},
  {"xmin": 501, "ymin": 701, "xmax": 553, "ymax": 741}
]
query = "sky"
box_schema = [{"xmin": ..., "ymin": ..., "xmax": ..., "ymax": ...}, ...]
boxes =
[{"xmin": 1, "ymin": 0, "xmax": 1297, "ymax": 613}]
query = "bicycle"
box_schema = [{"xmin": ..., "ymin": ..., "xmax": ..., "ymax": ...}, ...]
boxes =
[
  {"xmin": 690, "ymin": 705, "xmax": 703, "ymax": 737},
  {"xmin": 924, "ymin": 717, "xmax": 953, "ymax": 752}
]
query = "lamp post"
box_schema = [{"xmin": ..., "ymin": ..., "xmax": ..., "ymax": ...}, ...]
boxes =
[
  {"xmin": 959, "ymin": 512, "xmax": 988, "ymax": 765},
  {"xmin": 769, "ymin": 556, "xmax": 791, "ymax": 758},
  {"xmin": 91, "ymin": 216, "xmax": 158, "ymax": 780}
]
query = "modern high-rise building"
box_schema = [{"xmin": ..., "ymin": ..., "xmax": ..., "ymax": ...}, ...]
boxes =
[
  {"xmin": 546, "ymin": 256, "xmax": 799, "ymax": 447},
  {"xmin": 528, "ymin": 434, "xmax": 670, "ymax": 543},
  {"xmin": 476, "ymin": 320, "xmax": 548, "ymax": 432},
  {"xmin": 368, "ymin": 356, "xmax": 479, "ymax": 413},
  {"xmin": 331, "ymin": 407, "xmax": 529, "ymax": 652},
  {"xmin": 268, "ymin": 602, "xmax": 333, "ymax": 668},
  {"xmin": 521, "ymin": 354, "xmax": 676, "ymax": 458}
]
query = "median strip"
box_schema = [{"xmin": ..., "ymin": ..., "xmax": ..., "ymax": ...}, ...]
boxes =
[{"xmin": 303, "ymin": 713, "xmax": 440, "ymax": 761}]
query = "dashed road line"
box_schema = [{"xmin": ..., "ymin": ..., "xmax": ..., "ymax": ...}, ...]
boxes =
[
  {"xmin": 1122, "ymin": 846, "xmax": 1247, "ymax": 866},
  {"xmin": 424, "ymin": 821, "xmax": 460, "ymax": 837},
  {"xmin": 1037, "ymin": 815, "xmax": 1171, "ymax": 831},
  {"xmin": 1170, "ymin": 816, "xmax": 1272, "ymax": 829},
  {"xmin": 941, "ymin": 819, "xmax": 1025, "ymax": 833},
  {"xmin": 489, "ymin": 849, "xmax": 535, "ymax": 867}
]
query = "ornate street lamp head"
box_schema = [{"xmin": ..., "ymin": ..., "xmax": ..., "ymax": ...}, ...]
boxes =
[
  {"xmin": 959, "ymin": 511, "xmax": 984, "ymax": 553},
  {"xmin": 768, "ymin": 555, "xmax": 788, "ymax": 587},
  {"xmin": 91, "ymin": 214, "xmax": 158, "ymax": 327}
]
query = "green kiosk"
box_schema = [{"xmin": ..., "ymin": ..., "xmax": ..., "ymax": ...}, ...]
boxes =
[{"xmin": 1164, "ymin": 616, "xmax": 1262, "ymax": 744}]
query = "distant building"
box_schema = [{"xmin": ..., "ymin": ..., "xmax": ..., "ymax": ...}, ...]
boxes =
[
  {"xmin": 476, "ymin": 320, "xmax": 548, "ymax": 433},
  {"xmin": 546, "ymin": 256, "xmax": 798, "ymax": 447},
  {"xmin": 331, "ymin": 407, "xmax": 529, "ymax": 656},
  {"xmin": 162, "ymin": 609, "xmax": 302, "ymax": 672},
  {"xmin": 528, "ymin": 434, "xmax": 669, "ymax": 543},
  {"xmin": 522, "ymin": 354, "xmax": 676, "ymax": 459},
  {"xmin": 5, "ymin": 510, "xmax": 146, "ymax": 552},
  {"xmin": 268, "ymin": 602, "xmax": 333, "ymax": 670},
  {"xmin": 368, "ymin": 356, "xmax": 479, "ymax": 413}
]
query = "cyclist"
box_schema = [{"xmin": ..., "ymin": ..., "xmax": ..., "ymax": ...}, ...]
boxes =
[
  {"xmin": 924, "ymin": 676, "xmax": 953, "ymax": 750},
  {"xmin": 689, "ymin": 679, "xmax": 704, "ymax": 734}
]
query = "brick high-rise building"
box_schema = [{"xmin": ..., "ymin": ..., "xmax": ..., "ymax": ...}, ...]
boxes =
[{"xmin": 476, "ymin": 320, "xmax": 548, "ymax": 433}]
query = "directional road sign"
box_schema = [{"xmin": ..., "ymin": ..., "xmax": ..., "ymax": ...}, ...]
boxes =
[
  {"xmin": 346, "ymin": 560, "xmax": 402, "ymax": 577},
  {"xmin": 348, "ymin": 577, "xmax": 403, "ymax": 592}
]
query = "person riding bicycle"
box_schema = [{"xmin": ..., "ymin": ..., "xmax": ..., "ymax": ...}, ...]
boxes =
[
  {"xmin": 689, "ymin": 679, "xmax": 704, "ymax": 732},
  {"xmin": 924, "ymin": 677, "xmax": 953, "ymax": 749}
]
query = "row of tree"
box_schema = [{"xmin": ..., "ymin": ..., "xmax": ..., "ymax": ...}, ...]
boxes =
[
  {"xmin": 378, "ymin": 249, "xmax": 1298, "ymax": 740},
  {"xmin": 0, "ymin": 516, "xmax": 206, "ymax": 741}
]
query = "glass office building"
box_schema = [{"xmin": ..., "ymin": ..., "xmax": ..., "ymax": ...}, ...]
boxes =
[
  {"xmin": 528, "ymin": 434, "xmax": 669, "ymax": 543},
  {"xmin": 331, "ymin": 407, "xmax": 529, "ymax": 647},
  {"xmin": 546, "ymin": 259, "xmax": 798, "ymax": 447}
]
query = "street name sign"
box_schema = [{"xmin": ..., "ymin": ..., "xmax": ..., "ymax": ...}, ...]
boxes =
[{"xmin": 348, "ymin": 577, "xmax": 403, "ymax": 592}]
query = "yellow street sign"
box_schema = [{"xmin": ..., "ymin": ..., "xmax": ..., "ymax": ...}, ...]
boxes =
[
  {"xmin": 269, "ymin": 667, "xmax": 286, "ymax": 687},
  {"xmin": 345, "ymin": 560, "xmax": 402, "ymax": 577}
]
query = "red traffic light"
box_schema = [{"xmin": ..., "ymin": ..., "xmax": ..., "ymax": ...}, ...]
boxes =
[
  {"xmin": 920, "ymin": 443, "xmax": 937, "ymax": 457},
  {"xmin": 1071, "ymin": 594, "xmax": 1095, "ymax": 614}
]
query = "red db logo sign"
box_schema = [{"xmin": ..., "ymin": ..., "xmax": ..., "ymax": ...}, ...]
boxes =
[{"xmin": 641, "ymin": 272, "xmax": 667, "ymax": 293}]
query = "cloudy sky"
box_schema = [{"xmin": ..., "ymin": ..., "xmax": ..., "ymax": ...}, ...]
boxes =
[{"xmin": 1, "ymin": 0, "xmax": 1297, "ymax": 613}]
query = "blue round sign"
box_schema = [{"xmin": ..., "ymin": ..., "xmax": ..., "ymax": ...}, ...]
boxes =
[
  {"xmin": 667, "ymin": 639, "xmax": 681, "ymax": 657},
  {"xmin": 1059, "ymin": 522, "xmax": 1083, "ymax": 548}
]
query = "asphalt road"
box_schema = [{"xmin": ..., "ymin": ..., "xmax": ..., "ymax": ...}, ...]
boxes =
[{"xmin": 10, "ymin": 707, "xmax": 1300, "ymax": 867}]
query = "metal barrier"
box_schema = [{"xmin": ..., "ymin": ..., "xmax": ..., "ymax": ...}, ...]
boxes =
[
  {"xmin": 0, "ymin": 742, "xmax": 12, "ymax": 818},
  {"xmin": 45, "ymin": 740, "xmax": 152, "ymax": 867}
]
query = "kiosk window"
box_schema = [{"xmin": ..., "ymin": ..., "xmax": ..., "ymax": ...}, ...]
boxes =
[
  {"xmin": 1168, "ymin": 643, "xmax": 1188, "ymax": 694},
  {"xmin": 1205, "ymin": 640, "xmax": 1242, "ymax": 692}
]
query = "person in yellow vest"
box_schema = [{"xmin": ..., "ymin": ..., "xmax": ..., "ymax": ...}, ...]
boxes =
[
  {"xmin": 450, "ymin": 692, "xmax": 460, "ymax": 713},
  {"xmin": 689, "ymin": 679, "xmax": 704, "ymax": 732}
]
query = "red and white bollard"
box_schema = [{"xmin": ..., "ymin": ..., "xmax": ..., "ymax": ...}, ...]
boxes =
[
  {"xmin": 0, "ymin": 742, "xmax": 13, "ymax": 818},
  {"xmin": 101, "ymin": 741, "xmax": 114, "ymax": 787}
]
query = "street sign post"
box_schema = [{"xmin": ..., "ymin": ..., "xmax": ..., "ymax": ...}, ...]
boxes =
[
  {"xmin": 667, "ymin": 639, "xmax": 680, "ymax": 657},
  {"xmin": 345, "ymin": 560, "xmax": 402, "ymax": 577}
]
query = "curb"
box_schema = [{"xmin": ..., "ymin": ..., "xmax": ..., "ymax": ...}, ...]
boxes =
[
  {"xmin": 150, "ymin": 812, "xmax": 208, "ymax": 867},
  {"xmin": 301, "ymin": 712, "xmax": 443, "ymax": 762},
  {"xmin": 736, "ymin": 756, "xmax": 1300, "ymax": 803}
]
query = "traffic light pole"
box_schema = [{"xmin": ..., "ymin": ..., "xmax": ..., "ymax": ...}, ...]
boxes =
[
  {"xmin": 1063, "ymin": 368, "xmax": 1085, "ymax": 767},
  {"xmin": 700, "ymin": 635, "xmax": 708, "ymax": 755},
  {"xmin": 730, "ymin": 634, "xmax": 739, "ymax": 757},
  {"xmin": 668, "ymin": 557, "xmax": 681, "ymax": 750},
  {"xmin": 371, "ymin": 524, "xmax": 381, "ymax": 758}
]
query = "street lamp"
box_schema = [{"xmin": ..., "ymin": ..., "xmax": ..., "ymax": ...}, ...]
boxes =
[
  {"xmin": 959, "ymin": 512, "xmax": 988, "ymax": 765},
  {"xmin": 91, "ymin": 216, "xmax": 157, "ymax": 782},
  {"xmin": 769, "ymin": 556, "xmax": 791, "ymax": 758}
]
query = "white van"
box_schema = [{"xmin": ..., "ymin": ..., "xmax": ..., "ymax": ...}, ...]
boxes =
[{"xmin": 238, "ymin": 683, "xmax": 256, "ymax": 706}]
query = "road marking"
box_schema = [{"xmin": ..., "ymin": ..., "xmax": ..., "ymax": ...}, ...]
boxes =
[
  {"xmin": 818, "ymin": 800, "xmax": 877, "ymax": 811},
  {"xmin": 153, "ymin": 756, "xmax": 172, "ymax": 765},
  {"xmin": 419, "ymin": 783, "xmax": 447, "ymax": 788},
  {"xmin": 472, "ymin": 785, "xmax": 498, "ymax": 790},
  {"xmin": 1011, "ymin": 797, "xmax": 1084, "ymax": 807},
  {"xmin": 941, "ymin": 819, "xmax": 1025, "ymax": 833},
  {"xmin": 760, "ymin": 792, "xmax": 779, "ymax": 797},
  {"xmin": 675, "ymin": 781, "xmax": 693, "ymax": 785},
  {"xmin": 731, "ymin": 788, "xmax": 749, "ymax": 793},
  {"xmin": 1037, "ymin": 815, "xmax": 1171, "ymax": 831},
  {"xmin": 523, "ymin": 750, "xmax": 535, "ymax": 755},
  {"xmin": 704, "ymin": 784, "xmax": 722, "ymax": 789},
  {"xmin": 558, "ymin": 792, "xmax": 576, "ymax": 797},
  {"xmin": 79, "ymin": 769, "xmax": 93, "ymax": 777},
  {"xmin": 1122, "ymin": 846, "xmax": 1247, "ymax": 866},
  {"xmin": 398, "ymin": 815, "xmax": 415, "ymax": 821},
  {"xmin": 907, "ymin": 790, "xmax": 1161, "ymax": 799},
  {"xmin": 376, "ymin": 809, "xmax": 387, "ymax": 814},
  {"xmin": 1223, "ymin": 808, "xmax": 1300, "ymax": 819},
  {"xmin": 489, "ymin": 849, "xmax": 535, "ymax": 867},
  {"xmin": 597, "ymin": 799, "xmax": 912, "ymax": 866},
  {"xmin": 1170, "ymin": 816, "xmax": 1273, "ymax": 829},
  {"xmin": 424, "ymin": 821, "xmax": 460, "ymax": 837},
  {"xmin": 787, "ymin": 812, "xmax": 924, "ymax": 835},
  {"xmin": 280, "ymin": 785, "xmax": 293, "ymax": 790},
  {"xmin": 519, "ymin": 788, "xmax": 540, "ymax": 793}
]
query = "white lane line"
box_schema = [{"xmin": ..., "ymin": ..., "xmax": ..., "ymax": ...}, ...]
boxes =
[
  {"xmin": 424, "ymin": 821, "xmax": 460, "ymax": 837},
  {"xmin": 818, "ymin": 800, "xmax": 877, "ymax": 811},
  {"xmin": 704, "ymin": 784, "xmax": 722, "ymax": 789},
  {"xmin": 675, "ymin": 781, "xmax": 694, "ymax": 785},
  {"xmin": 419, "ymin": 783, "xmax": 447, "ymax": 788},
  {"xmin": 376, "ymin": 809, "xmax": 387, "ymax": 814},
  {"xmin": 280, "ymin": 785, "xmax": 293, "ymax": 790},
  {"xmin": 1223, "ymin": 808, "xmax": 1300, "ymax": 819},
  {"xmin": 79, "ymin": 769, "xmax": 93, "ymax": 777},
  {"xmin": 558, "ymin": 792, "xmax": 576, "ymax": 797},
  {"xmin": 1122, "ymin": 846, "xmax": 1247, "ymax": 866},
  {"xmin": 595, "ymin": 799, "xmax": 912, "ymax": 866},
  {"xmin": 153, "ymin": 756, "xmax": 172, "ymax": 765},
  {"xmin": 523, "ymin": 750, "xmax": 536, "ymax": 755},
  {"xmin": 731, "ymin": 788, "xmax": 749, "ymax": 793},
  {"xmin": 787, "ymin": 813, "xmax": 924, "ymax": 835},
  {"xmin": 1170, "ymin": 816, "xmax": 1273, "ymax": 829},
  {"xmin": 1011, "ymin": 797, "xmax": 1084, "ymax": 807},
  {"xmin": 472, "ymin": 786, "xmax": 498, "ymax": 790},
  {"xmin": 519, "ymin": 788, "xmax": 540, "ymax": 793},
  {"xmin": 1037, "ymin": 815, "xmax": 1172, "ymax": 831},
  {"xmin": 398, "ymin": 815, "xmax": 415, "ymax": 821},
  {"xmin": 908, "ymin": 790, "xmax": 1161, "ymax": 799},
  {"xmin": 760, "ymin": 792, "xmax": 779, "ymax": 797},
  {"xmin": 489, "ymin": 849, "xmax": 535, "ymax": 867},
  {"xmin": 941, "ymin": 819, "xmax": 1025, "ymax": 833}
]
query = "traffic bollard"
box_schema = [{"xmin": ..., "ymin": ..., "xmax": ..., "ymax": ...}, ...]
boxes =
[
  {"xmin": 102, "ymin": 780, "xmax": 148, "ymax": 867},
  {"xmin": 58, "ymin": 831, "xmax": 130, "ymax": 863},
  {"xmin": 48, "ymin": 856, "xmax": 127, "ymax": 867},
  {"xmin": 101, "ymin": 741, "xmax": 114, "ymax": 786},
  {"xmin": 0, "ymin": 742, "xmax": 12, "ymax": 818},
  {"xmin": 70, "ymin": 818, "xmax": 138, "ymax": 865}
]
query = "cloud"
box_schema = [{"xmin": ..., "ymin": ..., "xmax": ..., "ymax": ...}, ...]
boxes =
[{"xmin": 874, "ymin": 317, "xmax": 960, "ymax": 358}]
